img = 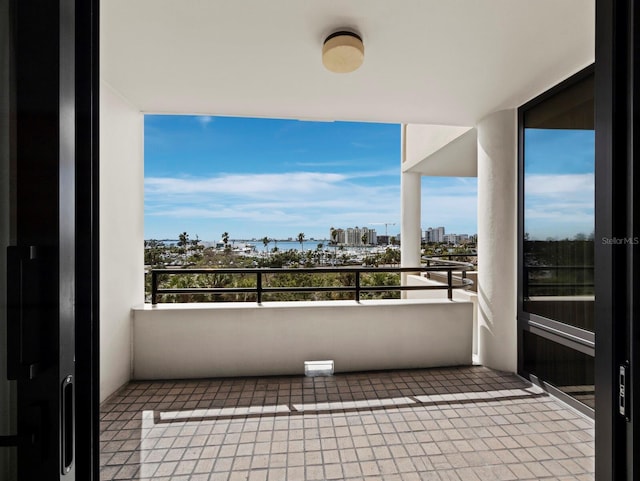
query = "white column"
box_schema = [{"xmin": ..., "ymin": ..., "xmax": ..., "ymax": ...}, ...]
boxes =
[
  {"xmin": 400, "ymin": 172, "xmax": 422, "ymax": 280},
  {"xmin": 477, "ymin": 109, "xmax": 517, "ymax": 372},
  {"xmin": 400, "ymin": 124, "xmax": 422, "ymax": 291}
]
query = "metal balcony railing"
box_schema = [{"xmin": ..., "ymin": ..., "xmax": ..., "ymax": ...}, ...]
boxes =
[
  {"xmin": 150, "ymin": 264, "xmax": 474, "ymax": 305},
  {"xmin": 523, "ymin": 265, "xmax": 594, "ymax": 297}
]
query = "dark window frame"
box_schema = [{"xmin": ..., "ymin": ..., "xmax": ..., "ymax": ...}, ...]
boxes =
[{"xmin": 517, "ymin": 64, "xmax": 595, "ymax": 418}]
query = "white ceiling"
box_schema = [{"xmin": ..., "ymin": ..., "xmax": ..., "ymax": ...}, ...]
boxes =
[{"xmin": 101, "ymin": 0, "xmax": 594, "ymax": 126}]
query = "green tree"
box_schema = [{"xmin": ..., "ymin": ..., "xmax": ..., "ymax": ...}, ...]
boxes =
[
  {"xmin": 383, "ymin": 247, "xmax": 401, "ymax": 266},
  {"xmin": 177, "ymin": 231, "xmax": 190, "ymax": 255},
  {"xmin": 262, "ymin": 236, "xmax": 270, "ymax": 253},
  {"xmin": 332, "ymin": 227, "xmax": 341, "ymax": 265},
  {"xmin": 222, "ymin": 232, "xmax": 230, "ymax": 251},
  {"xmin": 178, "ymin": 231, "xmax": 189, "ymax": 247},
  {"xmin": 361, "ymin": 232, "xmax": 368, "ymax": 246},
  {"xmin": 297, "ymin": 232, "xmax": 305, "ymax": 251},
  {"xmin": 390, "ymin": 236, "xmax": 397, "ymax": 246},
  {"xmin": 144, "ymin": 239, "xmax": 165, "ymax": 266},
  {"xmin": 304, "ymin": 250, "xmax": 314, "ymax": 267}
]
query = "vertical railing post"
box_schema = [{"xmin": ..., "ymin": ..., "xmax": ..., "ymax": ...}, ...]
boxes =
[
  {"xmin": 447, "ymin": 269, "xmax": 453, "ymax": 300},
  {"xmin": 355, "ymin": 270, "xmax": 361, "ymax": 302},
  {"xmin": 256, "ymin": 271, "xmax": 262, "ymax": 304},
  {"xmin": 151, "ymin": 270, "xmax": 158, "ymax": 305}
]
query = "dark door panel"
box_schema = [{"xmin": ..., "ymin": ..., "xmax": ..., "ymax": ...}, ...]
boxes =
[
  {"xmin": 594, "ymin": 0, "xmax": 639, "ymax": 479},
  {"xmin": 2, "ymin": 0, "xmax": 98, "ymax": 478}
]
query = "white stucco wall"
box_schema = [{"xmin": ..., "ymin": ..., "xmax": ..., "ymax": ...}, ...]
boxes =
[
  {"xmin": 406, "ymin": 275, "xmax": 478, "ymax": 356},
  {"xmin": 402, "ymin": 125, "xmax": 474, "ymax": 168},
  {"xmin": 404, "ymin": 124, "xmax": 477, "ymax": 177},
  {"xmin": 477, "ymin": 109, "xmax": 517, "ymax": 372},
  {"xmin": 132, "ymin": 300, "xmax": 473, "ymax": 380},
  {"xmin": 100, "ymin": 81, "xmax": 144, "ymax": 402},
  {"xmin": 400, "ymin": 172, "xmax": 422, "ymax": 272}
]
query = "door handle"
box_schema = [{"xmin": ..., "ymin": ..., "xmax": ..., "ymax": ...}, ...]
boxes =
[
  {"xmin": 61, "ymin": 375, "xmax": 73, "ymax": 474},
  {"xmin": 6, "ymin": 246, "xmax": 44, "ymax": 380}
]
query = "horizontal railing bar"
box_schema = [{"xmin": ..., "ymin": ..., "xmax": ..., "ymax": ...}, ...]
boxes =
[
  {"xmin": 360, "ymin": 285, "xmax": 457, "ymax": 292},
  {"xmin": 157, "ymin": 287, "xmax": 260, "ymax": 295},
  {"xmin": 525, "ymin": 266, "xmax": 594, "ymax": 270},
  {"xmin": 156, "ymin": 283, "xmax": 471, "ymax": 296},
  {"xmin": 423, "ymin": 254, "xmax": 477, "ymax": 257},
  {"xmin": 151, "ymin": 265, "xmax": 473, "ymax": 275},
  {"xmin": 422, "ymin": 258, "xmax": 476, "ymax": 267}
]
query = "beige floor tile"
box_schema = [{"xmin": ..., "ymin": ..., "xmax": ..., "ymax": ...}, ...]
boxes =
[{"xmin": 100, "ymin": 366, "xmax": 594, "ymax": 481}]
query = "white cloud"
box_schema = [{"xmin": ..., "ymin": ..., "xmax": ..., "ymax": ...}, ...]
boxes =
[
  {"xmin": 196, "ymin": 116, "xmax": 213, "ymax": 126},
  {"xmin": 524, "ymin": 173, "xmax": 594, "ymax": 239},
  {"xmin": 145, "ymin": 172, "xmax": 348, "ymax": 197},
  {"xmin": 420, "ymin": 177, "xmax": 478, "ymax": 234},
  {"xmin": 145, "ymin": 171, "xmax": 402, "ymax": 238},
  {"xmin": 145, "ymin": 172, "xmax": 482, "ymax": 239},
  {"xmin": 525, "ymin": 173, "xmax": 594, "ymax": 197}
]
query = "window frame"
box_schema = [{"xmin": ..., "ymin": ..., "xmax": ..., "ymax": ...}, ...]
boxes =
[{"xmin": 517, "ymin": 64, "xmax": 596, "ymax": 418}]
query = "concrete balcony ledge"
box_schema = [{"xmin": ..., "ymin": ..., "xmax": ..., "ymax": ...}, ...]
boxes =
[{"xmin": 131, "ymin": 299, "xmax": 473, "ymax": 380}]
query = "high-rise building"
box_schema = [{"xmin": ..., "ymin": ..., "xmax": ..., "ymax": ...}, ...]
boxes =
[
  {"xmin": 377, "ymin": 235, "xmax": 389, "ymax": 246},
  {"xmin": 443, "ymin": 234, "xmax": 458, "ymax": 244},
  {"xmin": 424, "ymin": 226, "xmax": 446, "ymax": 243},
  {"xmin": 424, "ymin": 227, "xmax": 432, "ymax": 243},
  {"xmin": 331, "ymin": 226, "xmax": 378, "ymax": 246},
  {"xmin": 345, "ymin": 227, "xmax": 356, "ymax": 245},
  {"xmin": 368, "ymin": 229, "xmax": 377, "ymax": 245}
]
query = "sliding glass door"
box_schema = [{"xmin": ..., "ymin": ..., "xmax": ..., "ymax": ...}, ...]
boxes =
[{"xmin": 518, "ymin": 67, "xmax": 595, "ymax": 416}]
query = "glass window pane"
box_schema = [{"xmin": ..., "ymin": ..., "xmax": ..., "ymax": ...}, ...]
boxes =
[
  {"xmin": 523, "ymin": 73, "xmax": 594, "ymax": 332},
  {"xmin": 523, "ymin": 331, "xmax": 594, "ymax": 409}
]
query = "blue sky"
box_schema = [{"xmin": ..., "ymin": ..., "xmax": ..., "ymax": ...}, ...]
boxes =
[
  {"xmin": 524, "ymin": 129, "xmax": 594, "ymax": 240},
  {"xmin": 144, "ymin": 115, "xmax": 478, "ymax": 241}
]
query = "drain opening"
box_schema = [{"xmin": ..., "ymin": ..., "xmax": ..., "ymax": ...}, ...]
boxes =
[{"xmin": 304, "ymin": 360, "xmax": 334, "ymax": 377}]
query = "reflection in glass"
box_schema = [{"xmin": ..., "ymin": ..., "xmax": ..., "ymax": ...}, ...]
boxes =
[
  {"xmin": 524, "ymin": 332, "xmax": 594, "ymax": 409},
  {"xmin": 1, "ymin": 0, "xmax": 17, "ymax": 476},
  {"xmin": 523, "ymin": 73, "xmax": 594, "ymax": 332}
]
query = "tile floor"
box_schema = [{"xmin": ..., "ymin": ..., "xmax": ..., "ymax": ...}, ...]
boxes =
[{"xmin": 100, "ymin": 366, "xmax": 594, "ymax": 480}]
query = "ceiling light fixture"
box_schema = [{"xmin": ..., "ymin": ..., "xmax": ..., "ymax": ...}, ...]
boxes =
[{"xmin": 322, "ymin": 31, "xmax": 364, "ymax": 73}]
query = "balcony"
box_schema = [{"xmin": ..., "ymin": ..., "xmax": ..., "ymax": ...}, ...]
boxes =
[
  {"xmin": 92, "ymin": 6, "xmax": 598, "ymax": 477},
  {"xmin": 97, "ymin": 261, "xmax": 596, "ymax": 480},
  {"xmin": 134, "ymin": 264, "xmax": 475, "ymax": 379},
  {"xmin": 99, "ymin": 366, "xmax": 594, "ymax": 481}
]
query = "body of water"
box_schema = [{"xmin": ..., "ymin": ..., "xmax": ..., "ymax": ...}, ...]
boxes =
[
  {"xmin": 156, "ymin": 239, "xmax": 381, "ymax": 253},
  {"xmin": 247, "ymin": 240, "xmax": 332, "ymax": 252}
]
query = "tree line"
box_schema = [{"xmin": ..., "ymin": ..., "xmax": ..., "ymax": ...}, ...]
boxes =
[{"xmin": 144, "ymin": 231, "xmax": 405, "ymax": 303}]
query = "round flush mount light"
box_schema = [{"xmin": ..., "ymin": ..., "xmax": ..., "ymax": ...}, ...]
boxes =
[{"xmin": 322, "ymin": 31, "xmax": 364, "ymax": 73}]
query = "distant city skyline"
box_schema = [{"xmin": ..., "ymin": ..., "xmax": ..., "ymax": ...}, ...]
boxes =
[
  {"xmin": 144, "ymin": 115, "xmax": 479, "ymax": 240},
  {"xmin": 147, "ymin": 224, "xmax": 477, "ymax": 244}
]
